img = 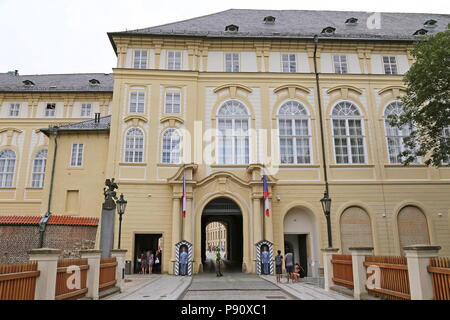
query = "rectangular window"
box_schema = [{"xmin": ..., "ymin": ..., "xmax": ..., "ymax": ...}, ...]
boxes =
[
  {"xmin": 333, "ymin": 55, "xmax": 348, "ymax": 74},
  {"xmin": 281, "ymin": 54, "xmax": 296, "ymax": 73},
  {"xmin": 225, "ymin": 53, "xmax": 240, "ymax": 72},
  {"xmin": 165, "ymin": 92, "xmax": 181, "ymax": 114},
  {"xmin": 167, "ymin": 51, "xmax": 182, "ymax": 70},
  {"xmin": 383, "ymin": 56, "xmax": 398, "ymax": 75},
  {"xmin": 80, "ymin": 103, "xmax": 92, "ymax": 117},
  {"xmin": 70, "ymin": 143, "xmax": 84, "ymax": 167},
  {"xmin": 133, "ymin": 50, "xmax": 148, "ymax": 69},
  {"xmin": 45, "ymin": 103, "xmax": 56, "ymax": 117},
  {"xmin": 129, "ymin": 92, "xmax": 145, "ymax": 113},
  {"xmin": 9, "ymin": 103, "xmax": 20, "ymax": 117}
]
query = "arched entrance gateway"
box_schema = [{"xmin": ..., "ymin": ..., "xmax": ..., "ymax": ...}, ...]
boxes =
[{"xmin": 201, "ymin": 197, "xmax": 243, "ymax": 272}]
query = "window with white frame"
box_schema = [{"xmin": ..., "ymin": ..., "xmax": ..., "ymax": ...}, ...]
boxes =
[
  {"xmin": 9, "ymin": 103, "xmax": 20, "ymax": 117},
  {"xmin": 217, "ymin": 100, "xmax": 250, "ymax": 164},
  {"xmin": 162, "ymin": 128, "xmax": 181, "ymax": 164},
  {"xmin": 124, "ymin": 127, "xmax": 144, "ymax": 163},
  {"xmin": 129, "ymin": 92, "xmax": 145, "ymax": 113},
  {"xmin": 0, "ymin": 149, "xmax": 16, "ymax": 188},
  {"xmin": 167, "ymin": 51, "xmax": 182, "ymax": 70},
  {"xmin": 278, "ymin": 101, "xmax": 311, "ymax": 164},
  {"xmin": 384, "ymin": 101, "xmax": 418, "ymax": 164},
  {"xmin": 281, "ymin": 54, "xmax": 296, "ymax": 73},
  {"xmin": 225, "ymin": 53, "xmax": 240, "ymax": 72},
  {"xmin": 31, "ymin": 149, "xmax": 47, "ymax": 188},
  {"xmin": 383, "ymin": 56, "xmax": 398, "ymax": 75},
  {"xmin": 165, "ymin": 92, "xmax": 181, "ymax": 114},
  {"xmin": 81, "ymin": 103, "xmax": 92, "ymax": 117},
  {"xmin": 45, "ymin": 103, "xmax": 56, "ymax": 117},
  {"xmin": 70, "ymin": 143, "xmax": 84, "ymax": 167},
  {"xmin": 133, "ymin": 50, "xmax": 148, "ymax": 69},
  {"xmin": 333, "ymin": 55, "xmax": 348, "ymax": 74},
  {"xmin": 331, "ymin": 101, "xmax": 366, "ymax": 164}
]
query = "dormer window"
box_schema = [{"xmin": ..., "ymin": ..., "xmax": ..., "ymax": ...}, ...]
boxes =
[
  {"xmin": 22, "ymin": 80, "xmax": 35, "ymax": 86},
  {"xmin": 321, "ymin": 27, "xmax": 336, "ymax": 36},
  {"xmin": 345, "ymin": 17, "xmax": 358, "ymax": 25},
  {"xmin": 413, "ymin": 29, "xmax": 429, "ymax": 36},
  {"xmin": 424, "ymin": 19, "xmax": 437, "ymax": 28},
  {"xmin": 89, "ymin": 79, "xmax": 100, "ymax": 86},
  {"xmin": 225, "ymin": 24, "xmax": 239, "ymax": 32},
  {"xmin": 263, "ymin": 16, "xmax": 276, "ymax": 24}
]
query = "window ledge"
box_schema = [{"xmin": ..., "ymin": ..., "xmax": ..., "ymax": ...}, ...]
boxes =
[
  {"xmin": 329, "ymin": 164, "xmax": 375, "ymax": 168},
  {"xmin": 119, "ymin": 162, "xmax": 147, "ymax": 166},
  {"xmin": 157, "ymin": 163, "xmax": 182, "ymax": 167},
  {"xmin": 384, "ymin": 164, "xmax": 426, "ymax": 168},
  {"xmin": 0, "ymin": 188, "xmax": 16, "ymax": 191},
  {"xmin": 67, "ymin": 166, "xmax": 85, "ymax": 170},
  {"xmin": 278, "ymin": 164, "xmax": 320, "ymax": 168},
  {"xmin": 25, "ymin": 187, "xmax": 44, "ymax": 190},
  {"xmin": 210, "ymin": 164, "xmax": 249, "ymax": 169}
]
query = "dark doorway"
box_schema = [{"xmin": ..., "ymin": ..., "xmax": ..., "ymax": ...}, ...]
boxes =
[
  {"xmin": 134, "ymin": 233, "xmax": 162, "ymax": 274},
  {"xmin": 201, "ymin": 197, "xmax": 243, "ymax": 272},
  {"xmin": 284, "ymin": 234, "xmax": 308, "ymax": 277},
  {"xmin": 298, "ymin": 234, "xmax": 308, "ymax": 277}
]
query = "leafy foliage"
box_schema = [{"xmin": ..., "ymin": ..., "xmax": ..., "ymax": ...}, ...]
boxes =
[{"xmin": 389, "ymin": 24, "xmax": 450, "ymax": 166}]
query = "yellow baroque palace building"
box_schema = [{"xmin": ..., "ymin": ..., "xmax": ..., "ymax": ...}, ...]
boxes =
[{"xmin": 1, "ymin": 9, "xmax": 450, "ymax": 275}]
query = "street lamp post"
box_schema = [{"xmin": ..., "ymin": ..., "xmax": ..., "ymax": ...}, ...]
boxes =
[
  {"xmin": 320, "ymin": 192, "xmax": 333, "ymax": 248},
  {"xmin": 116, "ymin": 193, "xmax": 127, "ymax": 249}
]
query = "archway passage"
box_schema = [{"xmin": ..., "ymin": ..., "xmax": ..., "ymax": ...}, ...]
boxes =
[{"xmin": 201, "ymin": 197, "xmax": 243, "ymax": 273}]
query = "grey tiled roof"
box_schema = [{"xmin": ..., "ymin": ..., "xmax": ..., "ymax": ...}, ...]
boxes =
[
  {"xmin": 40, "ymin": 115, "xmax": 111, "ymax": 134},
  {"xmin": 0, "ymin": 73, "xmax": 113, "ymax": 93},
  {"xmin": 111, "ymin": 9, "xmax": 450, "ymax": 41}
]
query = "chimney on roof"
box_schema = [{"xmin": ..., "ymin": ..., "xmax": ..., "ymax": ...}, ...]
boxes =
[{"xmin": 94, "ymin": 113, "xmax": 101, "ymax": 123}]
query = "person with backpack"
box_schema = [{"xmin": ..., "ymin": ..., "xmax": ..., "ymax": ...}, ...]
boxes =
[{"xmin": 274, "ymin": 250, "xmax": 283, "ymax": 283}]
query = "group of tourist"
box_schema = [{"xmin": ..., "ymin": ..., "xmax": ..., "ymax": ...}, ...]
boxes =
[
  {"xmin": 274, "ymin": 249, "xmax": 305, "ymax": 283},
  {"xmin": 137, "ymin": 249, "xmax": 162, "ymax": 274}
]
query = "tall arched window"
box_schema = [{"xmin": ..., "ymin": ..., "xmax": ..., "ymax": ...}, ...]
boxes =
[
  {"xmin": 124, "ymin": 127, "xmax": 144, "ymax": 163},
  {"xmin": 31, "ymin": 149, "xmax": 47, "ymax": 188},
  {"xmin": 162, "ymin": 128, "xmax": 181, "ymax": 164},
  {"xmin": 278, "ymin": 101, "xmax": 311, "ymax": 164},
  {"xmin": 217, "ymin": 100, "xmax": 250, "ymax": 164},
  {"xmin": 331, "ymin": 101, "xmax": 366, "ymax": 164},
  {"xmin": 384, "ymin": 101, "xmax": 417, "ymax": 164},
  {"xmin": 0, "ymin": 149, "xmax": 16, "ymax": 188}
]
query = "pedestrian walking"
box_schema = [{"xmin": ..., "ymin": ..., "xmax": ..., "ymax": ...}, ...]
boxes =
[
  {"xmin": 274, "ymin": 250, "xmax": 283, "ymax": 283},
  {"xmin": 154, "ymin": 249, "xmax": 161, "ymax": 274},
  {"xmin": 285, "ymin": 249, "xmax": 294, "ymax": 283},
  {"xmin": 215, "ymin": 248, "xmax": 223, "ymax": 277},
  {"xmin": 148, "ymin": 250, "xmax": 154, "ymax": 274},
  {"xmin": 140, "ymin": 252, "xmax": 148, "ymax": 274}
]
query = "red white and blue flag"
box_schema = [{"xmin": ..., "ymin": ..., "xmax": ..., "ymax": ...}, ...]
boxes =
[
  {"xmin": 262, "ymin": 175, "xmax": 270, "ymax": 217},
  {"xmin": 182, "ymin": 170, "xmax": 187, "ymax": 218}
]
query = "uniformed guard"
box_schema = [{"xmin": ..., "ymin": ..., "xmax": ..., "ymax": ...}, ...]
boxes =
[
  {"xmin": 261, "ymin": 246, "xmax": 270, "ymax": 275},
  {"xmin": 179, "ymin": 247, "xmax": 188, "ymax": 276},
  {"xmin": 215, "ymin": 248, "xmax": 223, "ymax": 277}
]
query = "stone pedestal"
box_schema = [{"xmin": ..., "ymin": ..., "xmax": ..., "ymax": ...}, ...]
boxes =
[
  {"xmin": 100, "ymin": 207, "xmax": 115, "ymax": 258},
  {"xmin": 80, "ymin": 249, "xmax": 101, "ymax": 300},
  {"xmin": 404, "ymin": 244, "xmax": 441, "ymax": 300},
  {"xmin": 112, "ymin": 249, "xmax": 127, "ymax": 292},
  {"xmin": 321, "ymin": 248, "xmax": 339, "ymax": 291},
  {"xmin": 28, "ymin": 248, "xmax": 61, "ymax": 300},
  {"xmin": 349, "ymin": 247, "xmax": 374, "ymax": 300}
]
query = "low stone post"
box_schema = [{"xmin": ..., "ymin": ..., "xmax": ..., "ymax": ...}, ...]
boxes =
[
  {"xmin": 349, "ymin": 247, "xmax": 374, "ymax": 300},
  {"xmin": 80, "ymin": 249, "xmax": 101, "ymax": 300},
  {"xmin": 321, "ymin": 248, "xmax": 339, "ymax": 291},
  {"xmin": 111, "ymin": 249, "xmax": 127, "ymax": 292},
  {"xmin": 28, "ymin": 248, "xmax": 61, "ymax": 300},
  {"xmin": 404, "ymin": 244, "xmax": 441, "ymax": 300}
]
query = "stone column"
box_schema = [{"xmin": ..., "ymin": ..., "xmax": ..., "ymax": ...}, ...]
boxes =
[
  {"xmin": 404, "ymin": 245, "xmax": 441, "ymax": 300},
  {"xmin": 28, "ymin": 248, "xmax": 61, "ymax": 300},
  {"xmin": 349, "ymin": 247, "xmax": 374, "ymax": 300},
  {"xmin": 80, "ymin": 250, "xmax": 101, "ymax": 300},
  {"xmin": 253, "ymin": 197, "xmax": 263, "ymax": 243},
  {"xmin": 321, "ymin": 248, "xmax": 339, "ymax": 292},
  {"xmin": 170, "ymin": 196, "xmax": 181, "ymax": 275},
  {"xmin": 111, "ymin": 249, "xmax": 127, "ymax": 292},
  {"xmin": 100, "ymin": 206, "xmax": 116, "ymax": 258}
]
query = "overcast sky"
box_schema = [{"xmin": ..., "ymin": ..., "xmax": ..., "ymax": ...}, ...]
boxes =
[{"xmin": 0, "ymin": 0, "xmax": 449, "ymax": 75}]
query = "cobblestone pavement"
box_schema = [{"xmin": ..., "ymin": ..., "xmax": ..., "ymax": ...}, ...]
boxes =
[
  {"xmin": 105, "ymin": 274, "xmax": 192, "ymax": 300},
  {"xmin": 180, "ymin": 272, "xmax": 296, "ymax": 300},
  {"xmin": 260, "ymin": 275, "xmax": 353, "ymax": 300}
]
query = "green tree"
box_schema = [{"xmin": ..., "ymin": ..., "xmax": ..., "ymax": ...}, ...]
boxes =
[{"xmin": 389, "ymin": 24, "xmax": 450, "ymax": 166}]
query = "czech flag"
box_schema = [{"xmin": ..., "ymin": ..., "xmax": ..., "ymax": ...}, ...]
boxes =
[
  {"xmin": 262, "ymin": 175, "xmax": 270, "ymax": 217},
  {"xmin": 182, "ymin": 170, "xmax": 187, "ymax": 218}
]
